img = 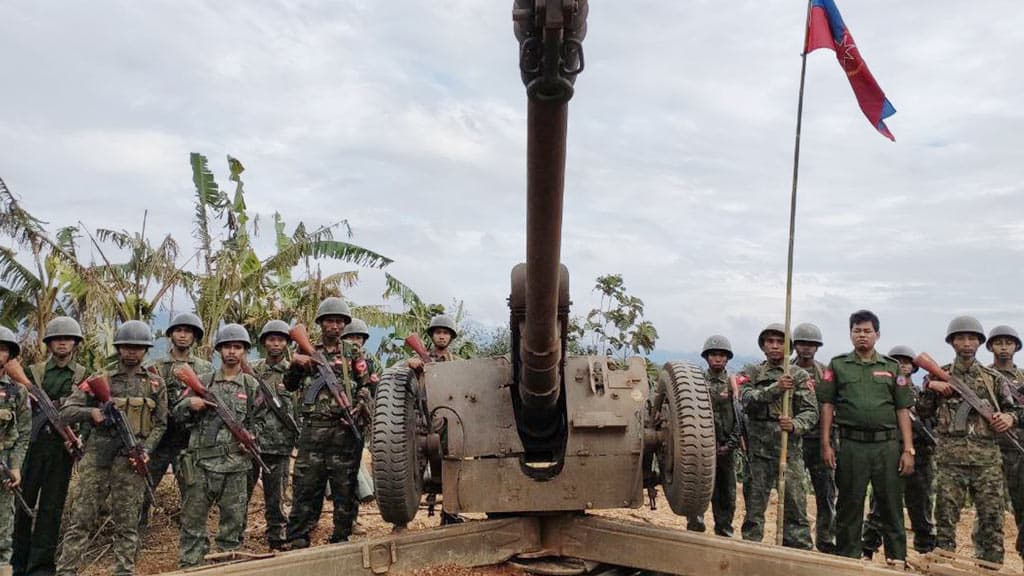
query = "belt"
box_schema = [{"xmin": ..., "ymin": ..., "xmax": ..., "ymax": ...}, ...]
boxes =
[
  {"xmin": 192, "ymin": 444, "xmax": 243, "ymax": 460},
  {"xmin": 305, "ymin": 418, "xmax": 342, "ymax": 428},
  {"xmin": 839, "ymin": 428, "xmax": 897, "ymax": 442}
]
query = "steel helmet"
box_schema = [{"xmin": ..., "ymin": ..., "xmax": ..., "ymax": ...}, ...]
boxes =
[
  {"xmin": 167, "ymin": 312, "xmax": 205, "ymax": 341},
  {"xmin": 792, "ymin": 323, "xmax": 823, "ymax": 346},
  {"xmin": 427, "ymin": 314, "xmax": 458, "ymax": 339},
  {"xmin": 341, "ymin": 318, "xmax": 370, "ymax": 340},
  {"xmin": 757, "ymin": 323, "xmax": 788, "ymax": 348},
  {"xmin": 259, "ymin": 320, "xmax": 292, "ymax": 343},
  {"xmin": 986, "ymin": 325, "xmax": 1022, "ymax": 352},
  {"xmin": 315, "ymin": 297, "xmax": 352, "ymax": 324},
  {"xmin": 43, "ymin": 316, "xmax": 83, "ymax": 343},
  {"xmin": 0, "ymin": 326, "xmax": 20, "ymax": 359},
  {"xmin": 701, "ymin": 335, "xmax": 733, "ymax": 359},
  {"xmin": 945, "ymin": 316, "xmax": 986, "ymax": 345},
  {"xmin": 214, "ymin": 323, "xmax": 252, "ymax": 350},
  {"xmin": 888, "ymin": 345, "xmax": 918, "ymax": 374},
  {"xmin": 113, "ymin": 320, "xmax": 154, "ymax": 347}
]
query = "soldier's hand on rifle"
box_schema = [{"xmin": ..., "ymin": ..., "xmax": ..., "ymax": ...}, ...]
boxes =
[
  {"xmin": 992, "ymin": 412, "xmax": 1015, "ymax": 434},
  {"xmin": 187, "ymin": 397, "xmax": 207, "ymax": 411},
  {"xmin": 407, "ymin": 357, "xmax": 424, "ymax": 371},
  {"xmin": 821, "ymin": 442, "xmax": 837, "ymax": 470},
  {"xmin": 291, "ymin": 353, "xmax": 316, "ymax": 369},
  {"xmin": 778, "ymin": 415, "xmax": 795, "ymax": 432},
  {"xmin": 926, "ymin": 379, "xmax": 954, "ymax": 397},
  {"xmin": 777, "ymin": 374, "xmax": 794, "ymax": 391},
  {"xmin": 4, "ymin": 468, "xmax": 20, "ymax": 489},
  {"xmin": 898, "ymin": 449, "xmax": 915, "ymax": 477},
  {"xmin": 90, "ymin": 407, "xmax": 106, "ymax": 425}
]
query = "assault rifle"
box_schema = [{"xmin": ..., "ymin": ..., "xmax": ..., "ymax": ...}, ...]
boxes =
[
  {"xmin": 908, "ymin": 411, "xmax": 937, "ymax": 447},
  {"xmin": 287, "ymin": 325, "xmax": 362, "ymax": 443},
  {"xmin": 79, "ymin": 374, "xmax": 156, "ymax": 501},
  {"xmin": 0, "ymin": 459, "xmax": 34, "ymax": 519},
  {"xmin": 729, "ymin": 374, "xmax": 751, "ymax": 466},
  {"xmin": 3, "ymin": 359, "xmax": 84, "ymax": 459},
  {"xmin": 241, "ymin": 359, "xmax": 299, "ymax": 437},
  {"xmin": 914, "ymin": 352, "xmax": 1024, "ymax": 455},
  {"xmin": 173, "ymin": 365, "xmax": 271, "ymax": 474}
]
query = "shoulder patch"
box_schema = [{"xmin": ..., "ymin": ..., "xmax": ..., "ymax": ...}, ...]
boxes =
[
  {"xmin": 896, "ymin": 375, "xmax": 909, "ymax": 387},
  {"xmin": 150, "ymin": 378, "xmax": 161, "ymax": 393},
  {"xmin": 735, "ymin": 374, "xmax": 751, "ymax": 386},
  {"xmin": 236, "ymin": 392, "xmax": 248, "ymax": 400},
  {"xmin": 822, "ymin": 369, "xmax": 834, "ymax": 382}
]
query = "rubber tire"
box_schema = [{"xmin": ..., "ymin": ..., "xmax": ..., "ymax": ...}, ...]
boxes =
[
  {"xmin": 371, "ymin": 367, "xmax": 424, "ymax": 525},
  {"xmin": 657, "ymin": 361, "xmax": 716, "ymax": 516}
]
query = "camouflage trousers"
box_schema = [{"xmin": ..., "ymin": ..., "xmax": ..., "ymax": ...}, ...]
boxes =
[
  {"xmin": 139, "ymin": 432, "xmax": 189, "ymax": 534},
  {"xmin": 246, "ymin": 453, "xmax": 292, "ymax": 546},
  {"xmin": 864, "ymin": 449, "xmax": 936, "ymax": 555},
  {"xmin": 935, "ymin": 462, "xmax": 1005, "ymax": 564},
  {"xmin": 741, "ymin": 450, "xmax": 813, "ymax": 549},
  {"xmin": 1002, "ymin": 449, "xmax": 1024, "ymax": 557},
  {"xmin": 178, "ymin": 464, "xmax": 249, "ymax": 568},
  {"xmin": 0, "ymin": 469, "xmax": 13, "ymax": 563},
  {"xmin": 55, "ymin": 453, "xmax": 146, "ymax": 576},
  {"xmin": 286, "ymin": 423, "xmax": 362, "ymax": 544},
  {"xmin": 801, "ymin": 435, "xmax": 837, "ymax": 553}
]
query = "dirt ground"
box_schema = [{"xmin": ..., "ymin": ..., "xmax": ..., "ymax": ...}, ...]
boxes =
[{"xmin": 75, "ymin": 474, "xmax": 1022, "ymax": 576}]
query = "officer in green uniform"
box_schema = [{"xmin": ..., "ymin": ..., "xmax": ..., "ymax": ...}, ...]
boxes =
[
  {"xmin": 792, "ymin": 322, "xmax": 836, "ymax": 553},
  {"xmin": 818, "ymin": 310, "xmax": 915, "ymax": 564},
  {"xmin": 246, "ymin": 319, "xmax": 297, "ymax": 549},
  {"xmin": 12, "ymin": 317, "xmax": 86, "ymax": 576},
  {"xmin": 0, "ymin": 327, "xmax": 32, "ymax": 571},
  {"xmin": 284, "ymin": 297, "xmax": 365, "ymax": 547},
  {"xmin": 862, "ymin": 345, "xmax": 937, "ymax": 557},
  {"xmin": 738, "ymin": 323, "xmax": 818, "ymax": 549},
  {"xmin": 687, "ymin": 335, "xmax": 739, "ymax": 537},
  {"xmin": 918, "ymin": 316, "xmax": 1021, "ymax": 565},
  {"xmin": 56, "ymin": 320, "xmax": 168, "ymax": 576},
  {"xmin": 986, "ymin": 325, "xmax": 1024, "ymax": 561},
  {"xmin": 140, "ymin": 312, "xmax": 212, "ymax": 533},
  {"xmin": 176, "ymin": 324, "xmax": 261, "ymax": 568}
]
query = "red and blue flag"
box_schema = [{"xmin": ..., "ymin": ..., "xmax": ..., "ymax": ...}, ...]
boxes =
[{"xmin": 806, "ymin": 0, "xmax": 896, "ymax": 140}]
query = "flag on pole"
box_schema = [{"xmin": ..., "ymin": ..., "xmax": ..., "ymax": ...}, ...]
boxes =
[{"xmin": 806, "ymin": 0, "xmax": 896, "ymax": 140}]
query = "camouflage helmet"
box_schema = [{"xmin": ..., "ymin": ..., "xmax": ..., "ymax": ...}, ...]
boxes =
[
  {"xmin": 315, "ymin": 297, "xmax": 352, "ymax": 324},
  {"xmin": 259, "ymin": 319, "xmax": 292, "ymax": 343},
  {"xmin": 888, "ymin": 345, "xmax": 918, "ymax": 374},
  {"xmin": 757, "ymin": 323, "xmax": 788, "ymax": 348},
  {"xmin": 986, "ymin": 325, "xmax": 1022, "ymax": 352},
  {"xmin": 113, "ymin": 320, "xmax": 154, "ymax": 348},
  {"xmin": 0, "ymin": 326, "xmax": 20, "ymax": 359},
  {"xmin": 43, "ymin": 316, "xmax": 83, "ymax": 343},
  {"xmin": 945, "ymin": 315, "xmax": 986, "ymax": 345},
  {"xmin": 792, "ymin": 322, "xmax": 823, "ymax": 346},
  {"xmin": 701, "ymin": 335, "xmax": 733, "ymax": 359},
  {"xmin": 427, "ymin": 314, "xmax": 458, "ymax": 339},
  {"xmin": 214, "ymin": 323, "xmax": 252, "ymax": 350},
  {"xmin": 167, "ymin": 312, "xmax": 205, "ymax": 341},
  {"xmin": 341, "ymin": 318, "xmax": 370, "ymax": 341}
]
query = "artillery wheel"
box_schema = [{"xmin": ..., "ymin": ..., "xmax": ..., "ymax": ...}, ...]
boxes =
[
  {"xmin": 656, "ymin": 361, "xmax": 716, "ymax": 516},
  {"xmin": 371, "ymin": 366, "xmax": 425, "ymax": 525}
]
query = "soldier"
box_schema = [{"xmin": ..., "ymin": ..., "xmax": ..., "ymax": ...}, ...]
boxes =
[
  {"xmin": 407, "ymin": 314, "xmax": 458, "ymax": 370},
  {"xmin": 1, "ymin": 327, "xmax": 31, "ymax": 573},
  {"xmin": 139, "ymin": 312, "xmax": 212, "ymax": 533},
  {"xmin": 792, "ymin": 322, "xmax": 836, "ymax": 554},
  {"xmin": 738, "ymin": 323, "xmax": 818, "ymax": 549},
  {"xmin": 12, "ymin": 317, "xmax": 87, "ymax": 576},
  {"xmin": 56, "ymin": 320, "xmax": 168, "ymax": 576},
  {"xmin": 986, "ymin": 325, "xmax": 1024, "ymax": 561},
  {"xmin": 818, "ymin": 310, "xmax": 914, "ymax": 564},
  {"xmin": 862, "ymin": 345, "xmax": 937, "ymax": 557},
  {"xmin": 917, "ymin": 316, "xmax": 1021, "ymax": 565},
  {"xmin": 340, "ymin": 319, "xmax": 379, "ymax": 536},
  {"xmin": 176, "ymin": 324, "xmax": 261, "ymax": 568},
  {"xmin": 246, "ymin": 320, "xmax": 297, "ymax": 550},
  {"xmin": 687, "ymin": 335, "xmax": 739, "ymax": 537},
  {"xmin": 284, "ymin": 297, "xmax": 365, "ymax": 547}
]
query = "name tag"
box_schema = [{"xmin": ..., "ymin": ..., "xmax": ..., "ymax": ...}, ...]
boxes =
[{"xmin": 872, "ymin": 371, "xmax": 892, "ymax": 378}]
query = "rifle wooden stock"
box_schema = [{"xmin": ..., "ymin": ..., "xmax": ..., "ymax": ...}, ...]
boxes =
[
  {"xmin": 79, "ymin": 374, "xmax": 156, "ymax": 498},
  {"xmin": 5, "ymin": 359, "xmax": 85, "ymax": 459},
  {"xmin": 290, "ymin": 324, "xmax": 316, "ymax": 357},
  {"xmin": 173, "ymin": 365, "xmax": 271, "ymax": 473},
  {"xmin": 405, "ymin": 333, "xmax": 432, "ymax": 364},
  {"xmin": 914, "ymin": 352, "xmax": 1024, "ymax": 454}
]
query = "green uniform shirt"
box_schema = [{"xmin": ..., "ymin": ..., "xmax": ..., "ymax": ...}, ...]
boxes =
[
  {"xmin": 28, "ymin": 359, "xmax": 86, "ymax": 403},
  {"xmin": 819, "ymin": 350, "xmax": 912, "ymax": 431}
]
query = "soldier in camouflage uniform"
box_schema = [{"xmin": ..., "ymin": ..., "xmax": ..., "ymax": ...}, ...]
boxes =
[
  {"xmin": 918, "ymin": 316, "xmax": 1022, "ymax": 565},
  {"xmin": 12, "ymin": 317, "xmax": 86, "ymax": 576},
  {"xmin": 284, "ymin": 297, "xmax": 366, "ymax": 547},
  {"xmin": 687, "ymin": 335, "xmax": 739, "ymax": 537},
  {"xmin": 1, "ymin": 328, "xmax": 32, "ymax": 570},
  {"xmin": 176, "ymin": 324, "xmax": 261, "ymax": 568},
  {"xmin": 862, "ymin": 345, "xmax": 937, "ymax": 557},
  {"xmin": 56, "ymin": 320, "xmax": 168, "ymax": 576},
  {"xmin": 139, "ymin": 312, "xmax": 212, "ymax": 533},
  {"xmin": 738, "ymin": 323, "xmax": 818, "ymax": 549},
  {"xmin": 340, "ymin": 319, "xmax": 380, "ymax": 535},
  {"xmin": 986, "ymin": 325, "xmax": 1024, "ymax": 561},
  {"xmin": 246, "ymin": 320, "xmax": 297, "ymax": 550},
  {"xmin": 792, "ymin": 323, "xmax": 836, "ymax": 553},
  {"xmin": 818, "ymin": 310, "xmax": 915, "ymax": 564}
]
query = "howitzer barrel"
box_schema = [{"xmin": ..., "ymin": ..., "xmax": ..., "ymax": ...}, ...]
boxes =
[{"xmin": 513, "ymin": 0, "xmax": 587, "ymax": 438}]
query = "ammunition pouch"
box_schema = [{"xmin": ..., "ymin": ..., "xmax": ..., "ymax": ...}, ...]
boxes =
[
  {"xmin": 177, "ymin": 450, "xmax": 198, "ymax": 487},
  {"xmin": 113, "ymin": 397, "xmax": 157, "ymax": 437}
]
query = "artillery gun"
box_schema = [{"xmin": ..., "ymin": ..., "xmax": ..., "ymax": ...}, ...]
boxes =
[{"xmin": 370, "ymin": 0, "xmax": 716, "ymax": 527}]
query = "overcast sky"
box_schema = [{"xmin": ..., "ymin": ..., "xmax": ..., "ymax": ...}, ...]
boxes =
[{"xmin": 2, "ymin": 1, "xmax": 1023, "ymax": 361}]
